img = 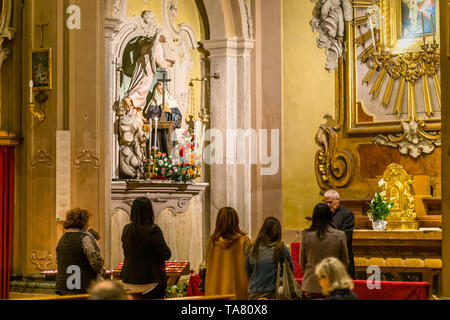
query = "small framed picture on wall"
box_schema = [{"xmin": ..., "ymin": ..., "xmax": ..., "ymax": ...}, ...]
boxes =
[{"xmin": 30, "ymin": 48, "xmax": 52, "ymax": 90}]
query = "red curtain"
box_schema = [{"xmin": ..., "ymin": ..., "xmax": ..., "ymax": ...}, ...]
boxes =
[{"xmin": 0, "ymin": 146, "xmax": 14, "ymax": 299}]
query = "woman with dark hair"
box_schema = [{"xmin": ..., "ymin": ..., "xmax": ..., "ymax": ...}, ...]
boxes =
[
  {"xmin": 120, "ymin": 197, "xmax": 171, "ymax": 299},
  {"xmin": 299, "ymin": 203, "xmax": 349, "ymax": 299},
  {"xmin": 245, "ymin": 217, "xmax": 294, "ymax": 299},
  {"xmin": 205, "ymin": 207, "xmax": 251, "ymax": 299},
  {"xmin": 56, "ymin": 208, "xmax": 104, "ymax": 295}
]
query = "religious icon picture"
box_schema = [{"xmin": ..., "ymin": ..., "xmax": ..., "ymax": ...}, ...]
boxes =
[
  {"xmin": 401, "ymin": 0, "xmax": 436, "ymax": 39},
  {"xmin": 30, "ymin": 48, "xmax": 52, "ymax": 90}
]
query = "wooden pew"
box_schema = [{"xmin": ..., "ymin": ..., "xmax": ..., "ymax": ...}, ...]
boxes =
[
  {"xmin": 10, "ymin": 290, "xmax": 144, "ymax": 300},
  {"xmin": 10, "ymin": 292, "xmax": 234, "ymax": 301}
]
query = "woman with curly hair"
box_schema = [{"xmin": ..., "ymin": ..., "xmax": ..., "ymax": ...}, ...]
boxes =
[
  {"xmin": 205, "ymin": 207, "xmax": 251, "ymax": 299},
  {"xmin": 56, "ymin": 208, "xmax": 104, "ymax": 295}
]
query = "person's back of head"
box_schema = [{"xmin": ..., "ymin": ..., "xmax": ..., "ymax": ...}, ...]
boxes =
[
  {"xmin": 210, "ymin": 207, "xmax": 245, "ymax": 243},
  {"xmin": 315, "ymin": 257, "xmax": 354, "ymax": 296},
  {"xmin": 63, "ymin": 208, "xmax": 92, "ymax": 230},
  {"xmin": 89, "ymin": 280, "xmax": 128, "ymax": 300},
  {"xmin": 129, "ymin": 197, "xmax": 155, "ymax": 242},
  {"xmin": 306, "ymin": 203, "xmax": 335, "ymax": 240},
  {"xmin": 251, "ymin": 216, "xmax": 283, "ymax": 260}
]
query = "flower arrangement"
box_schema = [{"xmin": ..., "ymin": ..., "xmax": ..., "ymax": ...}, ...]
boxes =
[
  {"xmin": 146, "ymin": 129, "xmax": 201, "ymax": 182},
  {"xmin": 368, "ymin": 192, "xmax": 393, "ymax": 221}
]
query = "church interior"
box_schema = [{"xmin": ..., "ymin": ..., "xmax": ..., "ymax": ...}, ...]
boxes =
[{"xmin": 1, "ymin": 0, "xmax": 450, "ymax": 301}]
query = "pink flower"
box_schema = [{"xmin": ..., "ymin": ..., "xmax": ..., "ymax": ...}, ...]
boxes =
[
  {"xmin": 162, "ymin": 153, "xmax": 166, "ymax": 157},
  {"xmin": 169, "ymin": 170, "xmax": 173, "ymax": 174}
]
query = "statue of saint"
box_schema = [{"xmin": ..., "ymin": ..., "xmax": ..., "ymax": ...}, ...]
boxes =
[{"xmin": 123, "ymin": 31, "xmax": 174, "ymax": 115}]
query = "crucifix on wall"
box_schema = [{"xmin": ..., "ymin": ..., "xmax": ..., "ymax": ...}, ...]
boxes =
[{"xmin": 35, "ymin": 13, "xmax": 49, "ymax": 48}]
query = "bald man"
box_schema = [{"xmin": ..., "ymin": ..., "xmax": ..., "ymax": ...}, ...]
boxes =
[{"xmin": 323, "ymin": 190, "xmax": 355, "ymax": 279}]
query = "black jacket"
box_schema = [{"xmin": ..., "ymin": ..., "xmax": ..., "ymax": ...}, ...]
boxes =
[
  {"xmin": 56, "ymin": 232, "xmax": 97, "ymax": 294},
  {"xmin": 120, "ymin": 224, "xmax": 171, "ymax": 286},
  {"xmin": 332, "ymin": 205, "xmax": 355, "ymax": 278},
  {"xmin": 325, "ymin": 289, "xmax": 359, "ymax": 300}
]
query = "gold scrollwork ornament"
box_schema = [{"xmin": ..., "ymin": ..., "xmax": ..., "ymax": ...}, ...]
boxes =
[{"xmin": 315, "ymin": 114, "xmax": 353, "ymax": 192}]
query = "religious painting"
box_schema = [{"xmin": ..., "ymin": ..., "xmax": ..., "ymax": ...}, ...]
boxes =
[
  {"xmin": 30, "ymin": 48, "xmax": 52, "ymax": 90},
  {"xmin": 401, "ymin": 0, "xmax": 436, "ymax": 39},
  {"xmin": 340, "ymin": 0, "xmax": 441, "ymax": 137}
]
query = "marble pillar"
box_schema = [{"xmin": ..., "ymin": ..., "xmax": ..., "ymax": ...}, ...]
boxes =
[{"xmin": 202, "ymin": 38, "xmax": 254, "ymax": 238}]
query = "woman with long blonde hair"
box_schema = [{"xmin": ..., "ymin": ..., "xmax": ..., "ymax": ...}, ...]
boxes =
[
  {"xmin": 205, "ymin": 207, "xmax": 251, "ymax": 299},
  {"xmin": 315, "ymin": 257, "xmax": 358, "ymax": 300}
]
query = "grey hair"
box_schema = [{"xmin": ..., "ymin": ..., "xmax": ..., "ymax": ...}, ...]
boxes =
[
  {"xmin": 315, "ymin": 257, "xmax": 354, "ymax": 295},
  {"xmin": 89, "ymin": 280, "xmax": 128, "ymax": 300},
  {"xmin": 324, "ymin": 189, "xmax": 340, "ymax": 200}
]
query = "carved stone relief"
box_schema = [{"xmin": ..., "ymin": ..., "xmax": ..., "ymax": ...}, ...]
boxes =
[
  {"xmin": 30, "ymin": 251, "xmax": 54, "ymax": 271},
  {"xmin": 74, "ymin": 149, "xmax": 101, "ymax": 167},
  {"xmin": 310, "ymin": 0, "xmax": 353, "ymax": 72},
  {"xmin": 30, "ymin": 149, "xmax": 53, "ymax": 167},
  {"xmin": 373, "ymin": 120, "xmax": 441, "ymax": 158}
]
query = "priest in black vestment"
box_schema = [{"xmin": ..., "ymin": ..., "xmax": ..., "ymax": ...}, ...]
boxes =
[{"xmin": 324, "ymin": 189, "xmax": 355, "ymax": 279}]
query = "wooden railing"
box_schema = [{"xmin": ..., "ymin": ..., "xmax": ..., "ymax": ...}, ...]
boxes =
[{"xmin": 10, "ymin": 293, "xmax": 234, "ymax": 301}]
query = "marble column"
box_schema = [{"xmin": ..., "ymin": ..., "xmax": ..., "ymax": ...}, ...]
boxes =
[{"xmin": 202, "ymin": 38, "xmax": 254, "ymax": 238}]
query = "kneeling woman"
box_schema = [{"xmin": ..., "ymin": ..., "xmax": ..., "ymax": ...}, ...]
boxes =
[{"xmin": 245, "ymin": 217, "xmax": 294, "ymax": 300}]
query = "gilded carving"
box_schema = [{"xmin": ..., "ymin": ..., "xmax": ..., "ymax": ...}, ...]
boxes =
[
  {"xmin": 314, "ymin": 114, "xmax": 353, "ymax": 192},
  {"xmin": 373, "ymin": 120, "xmax": 441, "ymax": 158},
  {"xmin": 30, "ymin": 149, "xmax": 53, "ymax": 167},
  {"xmin": 74, "ymin": 149, "xmax": 101, "ymax": 167},
  {"xmin": 30, "ymin": 251, "xmax": 54, "ymax": 271},
  {"xmin": 370, "ymin": 44, "xmax": 440, "ymax": 120},
  {"xmin": 379, "ymin": 163, "xmax": 418, "ymax": 230}
]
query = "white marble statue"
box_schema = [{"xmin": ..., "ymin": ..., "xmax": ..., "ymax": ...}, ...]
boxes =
[
  {"xmin": 310, "ymin": 0, "xmax": 353, "ymax": 72},
  {"xmin": 118, "ymin": 111, "xmax": 147, "ymax": 178},
  {"xmin": 124, "ymin": 31, "xmax": 174, "ymax": 112}
]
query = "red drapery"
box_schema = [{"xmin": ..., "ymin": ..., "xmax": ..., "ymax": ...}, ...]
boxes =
[{"xmin": 0, "ymin": 146, "xmax": 14, "ymax": 300}]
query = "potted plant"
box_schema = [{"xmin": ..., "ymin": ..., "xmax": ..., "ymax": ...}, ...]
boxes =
[{"xmin": 367, "ymin": 192, "xmax": 393, "ymax": 231}]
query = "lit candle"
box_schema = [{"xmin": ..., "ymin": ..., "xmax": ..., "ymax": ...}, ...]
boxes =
[
  {"xmin": 381, "ymin": 15, "xmax": 386, "ymax": 48},
  {"xmin": 431, "ymin": 13, "xmax": 435, "ymax": 43},
  {"xmin": 193, "ymin": 120, "xmax": 199, "ymax": 155},
  {"xmin": 154, "ymin": 117, "xmax": 158, "ymax": 150},
  {"xmin": 148, "ymin": 118, "xmax": 152, "ymax": 150},
  {"xmin": 29, "ymin": 80, "xmax": 33, "ymax": 104},
  {"xmin": 421, "ymin": 12, "xmax": 426, "ymax": 44}
]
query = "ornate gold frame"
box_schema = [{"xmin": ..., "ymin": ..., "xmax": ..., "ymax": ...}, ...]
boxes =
[{"xmin": 343, "ymin": 0, "xmax": 441, "ymax": 136}]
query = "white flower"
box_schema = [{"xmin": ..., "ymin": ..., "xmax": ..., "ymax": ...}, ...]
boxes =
[
  {"xmin": 378, "ymin": 178, "xmax": 386, "ymax": 188},
  {"xmin": 158, "ymin": 160, "xmax": 164, "ymax": 166},
  {"xmin": 388, "ymin": 204, "xmax": 392, "ymax": 209},
  {"xmin": 379, "ymin": 191, "xmax": 386, "ymax": 197}
]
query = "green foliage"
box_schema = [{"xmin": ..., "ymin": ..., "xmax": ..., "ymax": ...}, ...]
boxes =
[
  {"xmin": 165, "ymin": 282, "xmax": 188, "ymax": 298},
  {"xmin": 368, "ymin": 192, "xmax": 393, "ymax": 221}
]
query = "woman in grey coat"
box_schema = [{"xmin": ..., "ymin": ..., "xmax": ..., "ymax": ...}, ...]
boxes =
[{"xmin": 300, "ymin": 203, "xmax": 349, "ymax": 299}]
